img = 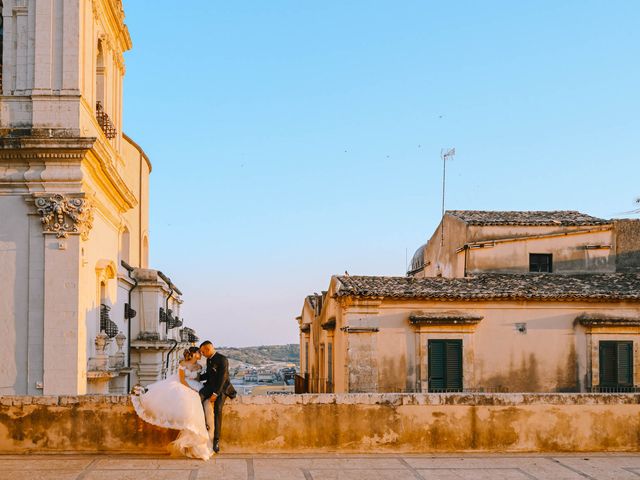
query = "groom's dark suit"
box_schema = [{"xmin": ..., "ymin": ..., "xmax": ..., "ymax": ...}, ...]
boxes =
[{"xmin": 199, "ymin": 352, "xmax": 231, "ymax": 443}]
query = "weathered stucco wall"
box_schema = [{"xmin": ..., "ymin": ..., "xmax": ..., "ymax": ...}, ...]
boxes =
[{"xmin": 1, "ymin": 394, "xmax": 639, "ymax": 454}]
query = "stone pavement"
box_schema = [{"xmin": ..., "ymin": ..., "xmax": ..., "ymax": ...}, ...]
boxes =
[{"xmin": 3, "ymin": 453, "xmax": 640, "ymax": 480}]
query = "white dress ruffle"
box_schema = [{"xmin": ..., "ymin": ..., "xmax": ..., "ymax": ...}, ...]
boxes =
[{"xmin": 131, "ymin": 366, "xmax": 212, "ymax": 460}]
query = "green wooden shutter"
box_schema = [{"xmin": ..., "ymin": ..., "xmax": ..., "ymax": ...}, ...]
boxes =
[
  {"xmin": 446, "ymin": 341, "xmax": 463, "ymax": 390},
  {"xmin": 617, "ymin": 342, "xmax": 633, "ymax": 386},
  {"xmin": 599, "ymin": 341, "xmax": 634, "ymax": 387},
  {"xmin": 429, "ymin": 340, "xmax": 463, "ymax": 391},
  {"xmin": 599, "ymin": 342, "xmax": 617, "ymax": 386},
  {"xmin": 428, "ymin": 341, "xmax": 446, "ymax": 390}
]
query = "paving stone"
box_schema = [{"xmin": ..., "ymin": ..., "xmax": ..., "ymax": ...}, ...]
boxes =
[
  {"xmin": 93, "ymin": 457, "xmax": 202, "ymax": 470},
  {"xmin": 4, "ymin": 453, "xmax": 640, "ymax": 479},
  {"xmin": 84, "ymin": 471, "xmax": 192, "ymax": 480},
  {"xmin": 198, "ymin": 458, "xmax": 248, "ymax": 479},
  {"xmin": 0, "ymin": 458, "xmax": 92, "ymax": 470},
  {"xmin": 307, "ymin": 468, "xmax": 416, "ymax": 480},
  {"xmin": 0, "ymin": 472, "xmax": 80, "ymax": 480}
]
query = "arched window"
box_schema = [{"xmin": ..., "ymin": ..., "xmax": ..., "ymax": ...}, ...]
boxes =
[
  {"xmin": 119, "ymin": 227, "xmax": 130, "ymax": 265},
  {"xmin": 100, "ymin": 281, "xmax": 107, "ymax": 303},
  {"xmin": 142, "ymin": 235, "xmax": 149, "ymax": 268},
  {"xmin": 96, "ymin": 40, "xmax": 105, "ymax": 108}
]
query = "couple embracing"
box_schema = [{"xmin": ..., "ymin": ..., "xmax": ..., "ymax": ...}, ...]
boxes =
[{"xmin": 131, "ymin": 340, "xmax": 236, "ymax": 460}]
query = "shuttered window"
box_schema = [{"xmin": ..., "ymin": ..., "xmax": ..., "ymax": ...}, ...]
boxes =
[
  {"xmin": 328, "ymin": 343, "xmax": 333, "ymax": 384},
  {"xmin": 599, "ymin": 341, "xmax": 633, "ymax": 387},
  {"xmin": 428, "ymin": 339, "xmax": 463, "ymax": 392}
]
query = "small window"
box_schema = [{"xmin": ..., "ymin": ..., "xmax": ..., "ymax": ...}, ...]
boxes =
[
  {"xmin": 530, "ymin": 253, "xmax": 552, "ymax": 273},
  {"xmin": 428, "ymin": 339, "xmax": 463, "ymax": 392},
  {"xmin": 327, "ymin": 343, "xmax": 333, "ymax": 384},
  {"xmin": 599, "ymin": 341, "xmax": 633, "ymax": 388}
]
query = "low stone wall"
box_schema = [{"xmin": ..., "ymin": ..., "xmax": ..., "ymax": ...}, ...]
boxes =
[{"xmin": 1, "ymin": 394, "xmax": 639, "ymax": 453}]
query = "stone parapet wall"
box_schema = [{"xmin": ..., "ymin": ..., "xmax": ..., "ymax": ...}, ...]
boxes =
[{"xmin": 1, "ymin": 394, "xmax": 639, "ymax": 453}]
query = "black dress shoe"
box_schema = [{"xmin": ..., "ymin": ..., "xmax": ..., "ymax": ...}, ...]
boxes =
[{"xmin": 213, "ymin": 440, "xmax": 220, "ymax": 453}]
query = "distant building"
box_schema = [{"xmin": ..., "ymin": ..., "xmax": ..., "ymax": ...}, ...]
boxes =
[
  {"xmin": 0, "ymin": 0, "xmax": 198, "ymax": 395},
  {"xmin": 297, "ymin": 211, "xmax": 640, "ymax": 394}
]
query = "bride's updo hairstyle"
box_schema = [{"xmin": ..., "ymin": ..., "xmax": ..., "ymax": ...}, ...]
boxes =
[{"xmin": 182, "ymin": 346, "xmax": 200, "ymax": 361}]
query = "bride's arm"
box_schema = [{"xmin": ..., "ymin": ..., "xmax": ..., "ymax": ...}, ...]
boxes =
[{"xmin": 178, "ymin": 367, "xmax": 190, "ymax": 389}]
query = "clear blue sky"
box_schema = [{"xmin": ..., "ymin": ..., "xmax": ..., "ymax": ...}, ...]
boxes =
[{"xmin": 122, "ymin": 1, "xmax": 640, "ymax": 347}]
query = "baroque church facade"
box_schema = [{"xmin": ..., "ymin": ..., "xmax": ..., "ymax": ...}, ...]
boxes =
[{"xmin": 0, "ymin": 0, "xmax": 198, "ymax": 395}]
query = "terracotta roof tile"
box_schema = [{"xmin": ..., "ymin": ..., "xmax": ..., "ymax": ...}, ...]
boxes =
[
  {"xmin": 446, "ymin": 210, "xmax": 610, "ymax": 226},
  {"xmin": 334, "ymin": 273, "xmax": 640, "ymax": 302}
]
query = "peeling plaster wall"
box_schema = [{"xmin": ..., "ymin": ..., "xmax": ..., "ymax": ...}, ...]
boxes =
[
  {"xmin": 333, "ymin": 299, "xmax": 640, "ymax": 393},
  {"xmin": 1, "ymin": 394, "xmax": 640, "ymax": 453}
]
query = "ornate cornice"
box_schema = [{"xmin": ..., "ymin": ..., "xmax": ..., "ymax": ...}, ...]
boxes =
[
  {"xmin": 321, "ymin": 318, "xmax": 336, "ymax": 331},
  {"xmin": 409, "ymin": 311, "xmax": 484, "ymax": 326},
  {"xmin": 575, "ymin": 313, "xmax": 640, "ymax": 328},
  {"xmin": 91, "ymin": 0, "xmax": 131, "ymax": 72},
  {"xmin": 340, "ymin": 326, "xmax": 379, "ymax": 333},
  {"xmin": 33, "ymin": 193, "xmax": 94, "ymax": 240},
  {"xmin": 0, "ymin": 137, "xmax": 92, "ymax": 191}
]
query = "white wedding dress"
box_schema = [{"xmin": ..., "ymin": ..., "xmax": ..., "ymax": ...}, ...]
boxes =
[{"xmin": 131, "ymin": 365, "xmax": 213, "ymax": 460}]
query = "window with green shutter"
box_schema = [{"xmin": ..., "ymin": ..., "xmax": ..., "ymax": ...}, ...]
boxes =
[
  {"xmin": 428, "ymin": 339, "xmax": 463, "ymax": 392},
  {"xmin": 599, "ymin": 341, "xmax": 633, "ymax": 387}
]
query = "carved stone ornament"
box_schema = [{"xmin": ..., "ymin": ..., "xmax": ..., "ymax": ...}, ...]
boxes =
[{"xmin": 35, "ymin": 194, "xmax": 94, "ymax": 240}]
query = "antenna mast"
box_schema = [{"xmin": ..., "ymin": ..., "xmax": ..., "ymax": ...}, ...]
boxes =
[{"xmin": 440, "ymin": 147, "xmax": 455, "ymax": 246}]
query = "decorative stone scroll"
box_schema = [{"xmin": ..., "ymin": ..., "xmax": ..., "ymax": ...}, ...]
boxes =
[{"xmin": 34, "ymin": 194, "xmax": 94, "ymax": 240}]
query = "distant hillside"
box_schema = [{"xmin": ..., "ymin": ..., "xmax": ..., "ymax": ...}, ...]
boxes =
[{"xmin": 217, "ymin": 344, "xmax": 299, "ymax": 367}]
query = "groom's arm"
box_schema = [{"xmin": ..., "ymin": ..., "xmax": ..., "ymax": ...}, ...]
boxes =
[
  {"xmin": 198, "ymin": 365, "xmax": 215, "ymax": 399},
  {"xmin": 211, "ymin": 356, "xmax": 229, "ymax": 397},
  {"xmin": 199, "ymin": 381, "xmax": 214, "ymax": 399}
]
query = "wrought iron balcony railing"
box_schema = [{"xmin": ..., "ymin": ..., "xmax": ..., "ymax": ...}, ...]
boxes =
[
  {"xmin": 180, "ymin": 327, "xmax": 199, "ymax": 343},
  {"xmin": 100, "ymin": 304, "xmax": 119, "ymax": 338},
  {"xmin": 95, "ymin": 101, "xmax": 117, "ymax": 139},
  {"xmin": 159, "ymin": 307, "xmax": 183, "ymax": 330}
]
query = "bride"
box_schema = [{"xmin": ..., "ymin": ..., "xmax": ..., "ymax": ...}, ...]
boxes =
[{"xmin": 131, "ymin": 346, "xmax": 213, "ymax": 460}]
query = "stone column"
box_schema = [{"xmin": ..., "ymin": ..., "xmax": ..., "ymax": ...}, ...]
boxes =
[{"xmin": 34, "ymin": 193, "xmax": 93, "ymax": 395}]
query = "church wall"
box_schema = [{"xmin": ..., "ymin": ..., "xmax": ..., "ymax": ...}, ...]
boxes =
[{"xmin": 0, "ymin": 195, "xmax": 31, "ymax": 394}]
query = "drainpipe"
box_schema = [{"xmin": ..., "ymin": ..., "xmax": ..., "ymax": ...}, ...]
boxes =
[
  {"xmin": 463, "ymin": 245, "xmax": 469, "ymax": 277},
  {"xmin": 165, "ymin": 339, "xmax": 178, "ymax": 374},
  {"xmin": 121, "ymin": 260, "xmax": 138, "ymax": 392}
]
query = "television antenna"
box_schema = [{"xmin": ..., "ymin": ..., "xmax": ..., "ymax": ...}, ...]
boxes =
[{"xmin": 440, "ymin": 148, "xmax": 455, "ymax": 246}]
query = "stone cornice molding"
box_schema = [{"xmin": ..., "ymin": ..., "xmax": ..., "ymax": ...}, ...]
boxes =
[
  {"xmin": 321, "ymin": 318, "xmax": 337, "ymax": 331},
  {"xmin": 340, "ymin": 326, "xmax": 379, "ymax": 333},
  {"xmin": 0, "ymin": 137, "xmax": 92, "ymax": 191},
  {"xmin": 91, "ymin": 0, "xmax": 131, "ymax": 72},
  {"xmin": 575, "ymin": 313, "xmax": 640, "ymax": 329},
  {"xmin": 0, "ymin": 134, "xmax": 137, "ymax": 212},
  {"xmin": 409, "ymin": 311, "xmax": 484, "ymax": 326},
  {"xmin": 85, "ymin": 149, "xmax": 138, "ymax": 211},
  {"xmin": 30, "ymin": 193, "xmax": 94, "ymax": 240}
]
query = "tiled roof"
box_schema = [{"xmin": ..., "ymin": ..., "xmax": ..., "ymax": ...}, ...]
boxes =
[
  {"xmin": 446, "ymin": 210, "xmax": 610, "ymax": 226},
  {"xmin": 306, "ymin": 294, "xmax": 321, "ymax": 310},
  {"xmin": 334, "ymin": 273, "xmax": 640, "ymax": 302}
]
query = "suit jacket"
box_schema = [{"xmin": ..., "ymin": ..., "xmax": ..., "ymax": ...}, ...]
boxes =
[{"xmin": 199, "ymin": 352, "xmax": 230, "ymax": 400}]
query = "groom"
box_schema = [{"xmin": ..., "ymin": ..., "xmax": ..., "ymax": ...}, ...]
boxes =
[{"xmin": 198, "ymin": 340, "xmax": 233, "ymax": 453}]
